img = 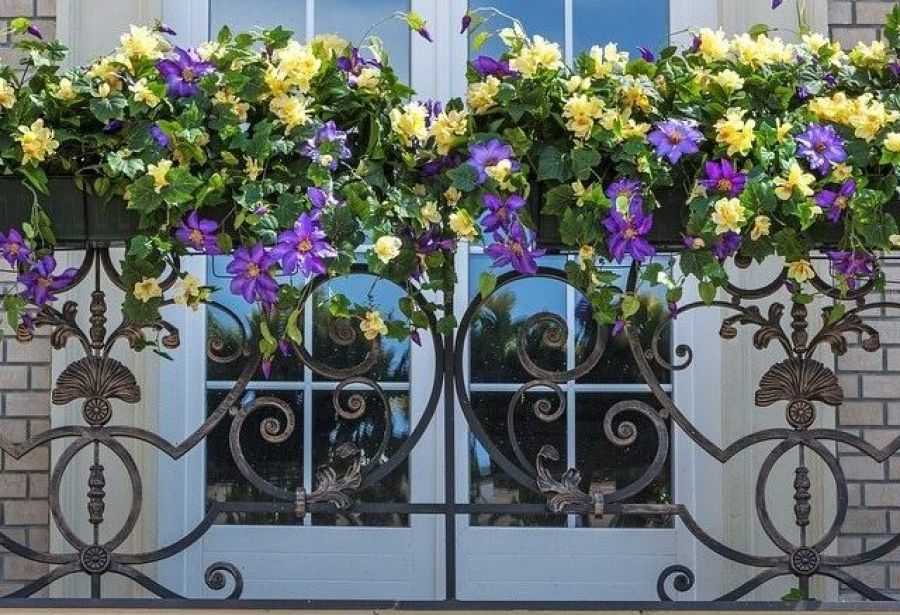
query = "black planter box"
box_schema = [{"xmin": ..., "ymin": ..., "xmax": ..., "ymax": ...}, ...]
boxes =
[
  {"xmin": 529, "ymin": 184, "xmax": 689, "ymax": 253},
  {"xmin": 0, "ymin": 176, "xmax": 139, "ymax": 247}
]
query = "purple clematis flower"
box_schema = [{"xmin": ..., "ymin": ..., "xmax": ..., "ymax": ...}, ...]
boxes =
[
  {"xmin": 17, "ymin": 256, "xmax": 78, "ymax": 307},
  {"xmin": 156, "ymin": 47, "xmax": 215, "ymax": 98},
  {"xmin": 700, "ymin": 159, "xmax": 747, "ymax": 197},
  {"xmin": 307, "ymin": 186, "xmax": 343, "ymax": 211},
  {"xmin": 270, "ymin": 213, "xmax": 337, "ymax": 277},
  {"xmin": 638, "ymin": 46, "xmax": 655, "ymax": 62},
  {"xmin": 421, "ymin": 155, "xmax": 461, "ymax": 177},
  {"xmin": 460, "ymin": 13, "xmax": 473, "ymax": 33},
  {"xmin": 298, "ymin": 121, "xmax": 352, "ymax": 170},
  {"xmin": 827, "ymin": 250, "xmax": 877, "ymax": 290},
  {"xmin": 772, "ymin": 0, "xmax": 784, "ymax": 7},
  {"xmin": 481, "ymin": 193, "xmax": 525, "ymax": 233},
  {"xmin": 889, "ymin": 61, "xmax": 900, "ymax": 77},
  {"xmin": 226, "ymin": 244, "xmax": 278, "ymax": 305},
  {"xmin": 602, "ymin": 201, "xmax": 655, "ymax": 263},
  {"xmin": 612, "ymin": 318, "xmax": 626, "ymax": 336},
  {"xmin": 155, "ymin": 22, "xmax": 177, "ymax": 36},
  {"xmin": 403, "ymin": 225, "xmax": 455, "ymax": 280},
  {"xmin": 796, "ymin": 86, "xmax": 811, "ymax": 101},
  {"xmin": 337, "ymin": 47, "xmax": 381, "ymax": 79},
  {"xmin": 712, "ymin": 231, "xmax": 743, "ymax": 262},
  {"xmin": 175, "ymin": 211, "xmax": 222, "ymax": 254},
  {"xmin": 606, "ymin": 178, "xmax": 643, "ymax": 210},
  {"xmin": 816, "ymin": 179, "xmax": 856, "ymax": 223},
  {"xmin": 150, "ymin": 123, "xmax": 170, "ymax": 148},
  {"xmin": 467, "ymin": 139, "xmax": 519, "ymax": 184},
  {"xmin": 103, "ymin": 119, "xmax": 124, "ymax": 134},
  {"xmin": 0, "ymin": 229, "xmax": 30, "ymax": 266},
  {"xmin": 647, "ymin": 119, "xmax": 703, "ymax": 164},
  {"xmin": 26, "ymin": 24, "xmax": 41, "ymax": 39},
  {"xmin": 417, "ymin": 26, "xmax": 433, "ymax": 42},
  {"xmin": 470, "ymin": 55, "xmax": 518, "ymax": 78},
  {"xmin": 485, "ymin": 221, "xmax": 545, "ymax": 275},
  {"xmin": 796, "ymin": 123, "xmax": 847, "ymax": 175}
]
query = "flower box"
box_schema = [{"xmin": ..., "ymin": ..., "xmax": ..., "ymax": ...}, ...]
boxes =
[{"xmin": 0, "ymin": 176, "xmax": 140, "ymax": 247}]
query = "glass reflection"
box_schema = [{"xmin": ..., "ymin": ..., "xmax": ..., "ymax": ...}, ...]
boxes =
[
  {"xmin": 210, "ymin": 0, "xmax": 305, "ymax": 38},
  {"xmin": 468, "ymin": 0, "xmax": 564, "ymax": 60},
  {"xmin": 573, "ymin": 0, "xmax": 669, "ymax": 57}
]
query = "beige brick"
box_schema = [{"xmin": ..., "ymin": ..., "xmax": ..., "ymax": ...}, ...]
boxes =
[
  {"xmin": 856, "ymin": 2, "xmax": 897, "ymax": 24},
  {"xmin": 0, "ymin": 420, "xmax": 27, "ymax": 442},
  {"xmin": 890, "ymin": 458, "xmax": 900, "ymax": 480},
  {"xmin": 0, "ymin": 474, "xmax": 26, "ymax": 498},
  {"xmin": 831, "ymin": 26, "xmax": 879, "ymax": 48},
  {"xmin": 870, "ymin": 320, "xmax": 900, "ymax": 344},
  {"xmin": 838, "ymin": 347, "xmax": 884, "ymax": 372},
  {"xmin": 888, "ymin": 402, "xmax": 900, "ymax": 425},
  {"xmin": 27, "ymin": 473, "xmax": 46, "ymax": 498},
  {"xmin": 849, "ymin": 482, "xmax": 862, "ymax": 506},
  {"xmin": 0, "ymin": 46, "xmax": 25, "ymax": 68},
  {"xmin": 847, "ymin": 564, "xmax": 887, "ymax": 589},
  {"xmin": 828, "ymin": 1, "xmax": 854, "ymax": 25},
  {"xmin": 0, "ymin": 366, "xmax": 27, "ymax": 390},
  {"xmin": 2, "ymin": 392, "xmax": 49, "ymax": 417},
  {"xmin": 3, "ymin": 446, "xmax": 47, "ymax": 472},
  {"xmin": 3, "ymin": 557, "xmax": 47, "ymax": 582},
  {"xmin": 4, "ymin": 340, "xmax": 50, "ymax": 364},
  {"xmin": 862, "ymin": 429, "xmax": 900, "ymax": 449},
  {"xmin": 0, "ymin": 0, "xmax": 35, "ymax": 18},
  {"xmin": 27, "ymin": 527, "xmax": 47, "ymax": 551},
  {"xmin": 844, "ymin": 455, "xmax": 886, "ymax": 480},
  {"xmin": 26, "ymin": 418, "xmax": 47, "ymax": 436},
  {"xmin": 839, "ymin": 535, "xmax": 863, "ymax": 555},
  {"xmin": 839, "ymin": 401, "xmax": 885, "ymax": 426},
  {"xmin": 839, "ymin": 373, "xmax": 860, "ymax": 398},
  {"xmin": 27, "ymin": 365, "xmax": 49, "ymax": 390},
  {"xmin": 865, "ymin": 483, "xmax": 900, "ymax": 507},
  {"xmin": 862, "ymin": 374, "xmax": 900, "ymax": 398},
  {"xmin": 35, "ymin": 0, "xmax": 53, "ymax": 17},
  {"xmin": 844, "ymin": 508, "xmax": 888, "ymax": 533},
  {"xmin": 3, "ymin": 500, "xmax": 47, "ymax": 526}
]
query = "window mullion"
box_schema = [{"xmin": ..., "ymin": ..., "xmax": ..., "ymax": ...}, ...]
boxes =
[
  {"xmin": 564, "ymin": 0, "xmax": 574, "ymax": 65},
  {"xmin": 565, "ymin": 256, "xmax": 576, "ymax": 528},
  {"xmin": 305, "ymin": 0, "xmax": 315, "ymax": 41},
  {"xmin": 302, "ymin": 288, "xmax": 314, "ymax": 526}
]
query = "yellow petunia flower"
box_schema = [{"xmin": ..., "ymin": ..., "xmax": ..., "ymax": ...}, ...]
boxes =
[
  {"xmin": 714, "ymin": 108, "xmax": 755, "ymax": 156},
  {"xmin": 467, "ymin": 76, "xmax": 501, "ymax": 114},
  {"xmin": 134, "ymin": 277, "xmax": 163, "ymax": 303},
  {"xmin": 773, "ymin": 162, "xmax": 815, "ymax": 200},
  {"xmin": 360, "ymin": 311, "xmax": 388, "ymax": 340},
  {"xmin": 750, "ymin": 215, "xmax": 771, "ymax": 241},
  {"xmin": 711, "ymin": 197, "xmax": 748, "ymax": 234},
  {"xmin": 16, "ymin": 119, "xmax": 59, "ymax": 165},
  {"xmin": 147, "ymin": 159, "xmax": 173, "ymax": 193},
  {"xmin": 390, "ymin": 102, "xmax": 429, "ymax": 147},
  {"xmin": 787, "ymin": 260, "xmax": 815, "ymax": 283},
  {"xmin": 373, "ymin": 235, "xmax": 402, "ymax": 264}
]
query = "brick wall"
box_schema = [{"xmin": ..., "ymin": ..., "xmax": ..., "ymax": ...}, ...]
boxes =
[
  {"xmin": 828, "ymin": 1, "xmax": 900, "ymax": 598},
  {"xmin": 0, "ymin": 1, "xmax": 55, "ymax": 596}
]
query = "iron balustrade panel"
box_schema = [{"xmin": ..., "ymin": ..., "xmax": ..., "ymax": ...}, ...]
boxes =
[{"xmin": 1, "ymin": 246, "xmax": 898, "ymax": 604}]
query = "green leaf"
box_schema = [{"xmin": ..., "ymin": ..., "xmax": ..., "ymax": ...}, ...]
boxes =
[
  {"xmin": 478, "ymin": 271, "xmax": 497, "ymax": 298},
  {"xmin": 472, "ymin": 31, "xmax": 491, "ymax": 50},
  {"xmin": 781, "ymin": 587, "xmax": 808, "ymax": 604},
  {"xmin": 748, "ymin": 23, "xmax": 771, "ymax": 38},
  {"xmin": 621, "ymin": 295, "xmax": 640, "ymax": 318},
  {"xmin": 699, "ymin": 281, "xmax": 716, "ymax": 304},
  {"xmin": 571, "ymin": 147, "xmax": 600, "ymax": 181},
  {"xmin": 258, "ymin": 317, "xmax": 278, "ymax": 356},
  {"xmin": 286, "ymin": 309, "xmax": 302, "ymax": 345},
  {"xmin": 217, "ymin": 24, "xmax": 233, "ymax": 44},
  {"xmin": 19, "ymin": 166, "xmax": 48, "ymax": 194},
  {"xmin": 89, "ymin": 96, "xmax": 127, "ymax": 122},
  {"xmin": 827, "ymin": 303, "xmax": 846, "ymax": 325},
  {"xmin": 163, "ymin": 168, "xmax": 202, "ymax": 205},
  {"xmin": 446, "ymin": 163, "xmax": 478, "ymax": 192},
  {"xmin": 126, "ymin": 176, "xmax": 164, "ymax": 217},
  {"xmin": 128, "ymin": 235, "xmax": 152, "ymax": 259},
  {"xmin": 537, "ymin": 145, "xmax": 569, "ymax": 182},
  {"xmin": 543, "ymin": 184, "xmax": 574, "ymax": 215},
  {"xmin": 885, "ymin": 4, "xmax": 900, "ymax": 49}
]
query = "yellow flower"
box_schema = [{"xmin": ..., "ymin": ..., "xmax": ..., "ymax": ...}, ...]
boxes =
[
  {"xmin": 712, "ymin": 69, "xmax": 744, "ymax": 92},
  {"xmin": 373, "ymin": 235, "xmax": 402, "ymax": 264},
  {"xmin": 119, "ymin": 25, "xmax": 163, "ymax": 59},
  {"xmin": 244, "ymin": 157, "xmax": 263, "ymax": 181},
  {"xmin": 731, "ymin": 33, "xmax": 791, "ymax": 67},
  {"xmin": 16, "ymin": 119, "xmax": 59, "ymax": 165},
  {"xmin": 711, "ymin": 197, "xmax": 748, "ymax": 234},
  {"xmin": 697, "ymin": 28, "xmax": 730, "ymax": 61},
  {"xmin": 809, "ymin": 92, "xmax": 854, "ymax": 124},
  {"xmin": 510, "ymin": 35, "xmax": 562, "ymax": 78},
  {"xmin": 572, "ymin": 181, "xmax": 588, "ymax": 206},
  {"xmin": 269, "ymin": 94, "xmax": 310, "ymax": 132},
  {"xmin": 714, "ymin": 108, "xmax": 755, "ymax": 156},
  {"xmin": 355, "ymin": 67, "xmax": 380, "ymax": 90},
  {"xmin": 430, "ymin": 109, "xmax": 468, "ymax": 155},
  {"xmin": 147, "ymin": 159, "xmax": 173, "ymax": 193},
  {"xmin": 444, "ymin": 186, "xmax": 461, "ymax": 205},
  {"xmin": 54, "ymin": 78, "xmax": 76, "ymax": 102},
  {"xmin": 891, "ymin": 234, "xmax": 900, "ymax": 248},
  {"xmin": 802, "ymin": 33, "xmax": 830, "ymax": 54},
  {"xmin": 485, "ymin": 158, "xmax": 514, "ymax": 188},
  {"xmin": 619, "ymin": 75, "xmax": 651, "ymax": 112},
  {"xmin": 173, "ymin": 274, "xmax": 208, "ymax": 309},
  {"xmin": 589, "ymin": 42, "xmax": 627, "ymax": 78},
  {"xmin": 213, "ymin": 90, "xmax": 249, "ymax": 121},
  {"xmin": 776, "ymin": 119, "xmax": 793, "ymax": 143},
  {"xmin": 885, "ymin": 132, "xmax": 900, "ymax": 153},
  {"xmin": 390, "ymin": 102, "xmax": 429, "ymax": 147},
  {"xmin": 849, "ymin": 39, "xmax": 888, "ymax": 69},
  {"xmin": 848, "ymin": 94, "xmax": 898, "ymax": 141},
  {"xmin": 94, "ymin": 83, "xmax": 112, "ymax": 98},
  {"xmin": 578, "ymin": 244, "xmax": 595, "ymax": 268},
  {"xmin": 129, "ymin": 78, "xmax": 160, "ymax": 108},
  {"xmin": 360, "ymin": 311, "xmax": 388, "ymax": 341},
  {"xmin": 87, "ymin": 57, "xmax": 121, "ymax": 87},
  {"xmin": 133, "ymin": 277, "xmax": 163, "ymax": 303},
  {"xmin": 563, "ymin": 94, "xmax": 604, "ymax": 141},
  {"xmin": 467, "ymin": 76, "xmax": 500, "ymax": 114},
  {"xmin": 750, "ymin": 215, "xmax": 771, "ymax": 241},
  {"xmin": 0, "ymin": 78, "xmax": 15, "ymax": 109},
  {"xmin": 565, "ymin": 75, "xmax": 591, "ymax": 93},
  {"xmin": 773, "ymin": 162, "xmax": 815, "ymax": 200},
  {"xmin": 787, "ymin": 260, "xmax": 815, "ymax": 283},
  {"xmin": 273, "ymin": 40, "xmax": 321, "ymax": 92},
  {"xmin": 831, "ymin": 163, "xmax": 852, "ymax": 182},
  {"xmin": 420, "ymin": 200, "xmax": 441, "ymax": 225},
  {"xmin": 449, "ymin": 211, "xmax": 477, "ymax": 240},
  {"xmin": 312, "ymin": 33, "xmax": 348, "ymax": 58}
]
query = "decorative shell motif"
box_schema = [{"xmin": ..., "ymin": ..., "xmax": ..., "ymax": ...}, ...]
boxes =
[
  {"xmin": 755, "ymin": 358, "xmax": 843, "ymax": 408},
  {"xmin": 52, "ymin": 356, "xmax": 141, "ymax": 406}
]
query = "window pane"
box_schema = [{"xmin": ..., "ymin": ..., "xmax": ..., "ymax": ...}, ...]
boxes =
[
  {"xmin": 469, "ymin": 391, "xmax": 566, "ymax": 527},
  {"xmin": 311, "ymin": 274, "xmax": 410, "ymax": 382},
  {"xmin": 574, "ymin": 393, "xmax": 671, "ymax": 528},
  {"xmin": 206, "ymin": 256, "xmax": 303, "ymax": 382},
  {"xmin": 468, "ymin": 0, "xmax": 564, "ymax": 59},
  {"xmin": 210, "ymin": 0, "xmax": 306, "ymax": 38},
  {"xmin": 206, "ymin": 389, "xmax": 304, "ymax": 525},
  {"xmin": 467, "ymin": 254, "xmax": 567, "ymax": 384},
  {"xmin": 315, "ymin": 0, "xmax": 410, "ymax": 84},
  {"xmin": 311, "ymin": 390, "xmax": 411, "ymax": 527},
  {"xmin": 573, "ymin": 0, "xmax": 669, "ymax": 57}
]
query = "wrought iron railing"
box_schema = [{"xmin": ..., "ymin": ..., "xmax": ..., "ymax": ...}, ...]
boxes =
[{"xmin": 2, "ymin": 246, "xmax": 899, "ymax": 605}]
